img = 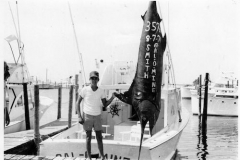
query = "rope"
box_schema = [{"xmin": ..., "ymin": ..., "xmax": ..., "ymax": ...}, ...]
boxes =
[{"xmin": 157, "ymin": 1, "xmax": 177, "ymax": 88}]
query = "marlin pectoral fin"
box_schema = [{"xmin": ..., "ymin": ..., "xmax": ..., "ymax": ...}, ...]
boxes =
[{"xmin": 115, "ymin": 92, "xmax": 131, "ymax": 105}]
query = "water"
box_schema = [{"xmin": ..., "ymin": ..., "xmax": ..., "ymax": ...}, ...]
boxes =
[
  {"xmin": 176, "ymin": 99, "xmax": 238, "ymax": 160},
  {"xmin": 39, "ymin": 89, "xmax": 238, "ymax": 160}
]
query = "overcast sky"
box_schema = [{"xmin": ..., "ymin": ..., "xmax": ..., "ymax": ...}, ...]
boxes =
[{"xmin": 1, "ymin": 0, "xmax": 239, "ymax": 84}]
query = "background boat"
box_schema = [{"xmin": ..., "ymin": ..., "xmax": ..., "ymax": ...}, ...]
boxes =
[{"xmin": 190, "ymin": 72, "xmax": 238, "ymax": 116}]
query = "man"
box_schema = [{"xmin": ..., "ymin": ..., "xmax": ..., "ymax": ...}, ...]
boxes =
[
  {"xmin": 4, "ymin": 61, "xmax": 10, "ymax": 126},
  {"xmin": 76, "ymin": 71, "xmax": 116, "ymax": 160}
]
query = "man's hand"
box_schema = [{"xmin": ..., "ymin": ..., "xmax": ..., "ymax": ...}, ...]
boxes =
[{"xmin": 78, "ymin": 117, "xmax": 84, "ymax": 125}]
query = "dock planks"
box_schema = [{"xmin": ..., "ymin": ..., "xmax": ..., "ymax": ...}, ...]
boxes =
[
  {"xmin": 4, "ymin": 118, "xmax": 78, "ymax": 154},
  {"xmin": 4, "ymin": 154, "xmax": 114, "ymax": 160}
]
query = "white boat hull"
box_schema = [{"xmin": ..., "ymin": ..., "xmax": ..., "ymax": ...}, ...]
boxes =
[
  {"xmin": 40, "ymin": 131, "xmax": 182, "ymax": 160},
  {"xmin": 181, "ymin": 86, "xmax": 195, "ymax": 99},
  {"xmin": 191, "ymin": 91, "xmax": 238, "ymax": 116},
  {"xmin": 40, "ymin": 102, "xmax": 189, "ymax": 160},
  {"xmin": 4, "ymin": 96, "xmax": 54, "ymax": 134}
]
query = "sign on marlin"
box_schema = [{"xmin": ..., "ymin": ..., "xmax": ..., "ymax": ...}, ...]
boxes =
[{"xmin": 115, "ymin": 1, "xmax": 167, "ymax": 159}]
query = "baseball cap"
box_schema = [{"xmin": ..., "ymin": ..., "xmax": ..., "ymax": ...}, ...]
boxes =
[{"xmin": 89, "ymin": 71, "xmax": 99, "ymax": 79}]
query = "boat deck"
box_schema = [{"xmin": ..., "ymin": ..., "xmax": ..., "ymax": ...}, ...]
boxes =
[
  {"xmin": 4, "ymin": 118, "xmax": 78, "ymax": 154},
  {"xmin": 60, "ymin": 120, "xmax": 150, "ymax": 143}
]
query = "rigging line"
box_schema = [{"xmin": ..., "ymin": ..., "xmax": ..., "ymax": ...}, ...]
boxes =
[
  {"xmin": 68, "ymin": 2, "xmax": 86, "ymax": 84},
  {"xmin": 167, "ymin": 1, "xmax": 175, "ymax": 88},
  {"xmin": 8, "ymin": 2, "xmax": 19, "ymax": 39},
  {"xmin": 157, "ymin": 1, "xmax": 176, "ymax": 87},
  {"xmin": 16, "ymin": 1, "xmax": 24, "ymax": 65},
  {"xmin": 7, "ymin": 42, "xmax": 17, "ymax": 64},
  {"xmin": 16, "ymin": 1, "xmax": 28, "ymax": 84}
]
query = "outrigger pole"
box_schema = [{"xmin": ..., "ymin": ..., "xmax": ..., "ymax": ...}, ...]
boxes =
[
  {"xmin": 16, "ymin": 1, "xmax": 31, "ymax": 130},
  {"xmin": 68, "ymin": 2, "xmax": 87, "ymax": 85}
]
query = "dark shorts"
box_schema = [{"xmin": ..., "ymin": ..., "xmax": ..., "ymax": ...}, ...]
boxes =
[{"xmin": 83, "ymin": 113, "xmax": 102, "ymax": 131}]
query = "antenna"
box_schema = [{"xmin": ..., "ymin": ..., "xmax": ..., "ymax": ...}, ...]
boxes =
[{"xmin": 68, "ymin": 2, "xmax": 86, "ymax": 85}]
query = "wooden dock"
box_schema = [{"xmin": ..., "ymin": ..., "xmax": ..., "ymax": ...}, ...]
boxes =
[
  {"xmin": 4, "ymin": 118, "xmax": 78, "ymax": 155},
  {"xmin": 4, "ymin": 154, "xmax": 114, "ymax": 160}
]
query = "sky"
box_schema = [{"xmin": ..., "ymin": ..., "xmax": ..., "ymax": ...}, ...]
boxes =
[{"xmin": 1, "ymin": 0, "xmax": 239, "ymax": 85}]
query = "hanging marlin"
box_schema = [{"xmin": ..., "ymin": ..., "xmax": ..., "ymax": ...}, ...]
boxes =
[{"xmin": 115, "ymin": 1, "xmax": 167, "ymax": 159}]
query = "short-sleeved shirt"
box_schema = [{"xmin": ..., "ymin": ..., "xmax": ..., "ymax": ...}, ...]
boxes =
[{"xmin": 80, "ymin": 86, "xmax": 106, "ymax": 116}]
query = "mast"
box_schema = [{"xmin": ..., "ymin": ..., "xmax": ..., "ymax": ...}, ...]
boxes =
[{"xmin": 68, "ymin": 2, "xmax": 86, "ymax": 85}]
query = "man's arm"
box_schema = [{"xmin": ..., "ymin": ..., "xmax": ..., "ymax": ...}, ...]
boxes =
[
  {"xmin": 101, "ymin": 92, "xmax": 116, "ymax": 109},
  {"xmin": 76, "ymin": 95, "xmax": 84, "ymax": 124}
]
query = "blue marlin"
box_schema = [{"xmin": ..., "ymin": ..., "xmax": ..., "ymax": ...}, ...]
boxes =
[{"xmin": 115, "ymin": 1, "xmax": 167, "ymax": 159}]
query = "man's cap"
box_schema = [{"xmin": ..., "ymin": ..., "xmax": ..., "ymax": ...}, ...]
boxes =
[{"xmin": 89, "ymin": 71, "xmax": 99, "ymax": 78}]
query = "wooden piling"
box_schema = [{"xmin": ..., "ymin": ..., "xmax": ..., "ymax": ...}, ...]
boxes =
[
  {"xmin": 57, "ymin": 87, "xmax": 62, "ymax": 119},
  {"xmin": 198, "ymin": 75, "xmax": 202, "ymax": 115},
  {"xmin": 75, "ymin": 74, "xmax": 79, "ymax": 114},
  {"xmin": 68, "ymin": 85, "xmax": 74, "ymax": 128},
  {"xmin": 4, "ymin": 81, "xmax": 7, "ymax": 127},
  {"xmin": 23, "ymin": 83, "xmax": 30, "ymax": 130},
  {"xmin": 34, "ymin": 85, "xmax": 40, "ymax": 155},
  {"xmin": 202, "ymin": 73, "xmax": 209, "ymax": 131}
]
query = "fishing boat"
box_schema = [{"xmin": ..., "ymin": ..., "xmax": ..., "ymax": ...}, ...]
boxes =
[
  {"xmin": 4, "ymin": 42, "xmax": 54, "ymax": 134},
  {"xmin": 191, "ymin": 72, "xmax": 238, "ymax": 116},
  {"xmin": 39, "ymin": 2, "xmax": 189, "ymax": 160},
  {"xmin": 4, "ymin": 2, "xmax": 55, "ymax": 134}
]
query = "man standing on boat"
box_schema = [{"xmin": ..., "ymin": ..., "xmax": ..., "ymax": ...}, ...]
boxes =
[{"xmin": 76, "ymin": 71, "xmax": 116, "ymax": 160}]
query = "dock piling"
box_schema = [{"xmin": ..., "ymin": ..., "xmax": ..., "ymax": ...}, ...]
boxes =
[
  {"xmin": 202, "ymin": 73, "xmax": 209, "ymax": 132},
  {"xmin": 23, "ymin": 83, "xmax": 30, "ymax": 130},
  {"xmin": 57, "ymin": 86, "xmax": 62, "ymax": 119},
  {"xmin": 198, "ymin": 75, "xmax": 202, "ymax": 115},
  {"xmin": 68, "ymin": 85, "xmax": 74, "ymax": 128},
  {"xmin": 34, "ymin": 85, "xmax": 40, "ymax": 155}
]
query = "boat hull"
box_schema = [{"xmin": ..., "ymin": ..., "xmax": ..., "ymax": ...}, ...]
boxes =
[
  {"xmin": 4, "ymin": 96, "xmax": 54, "ymax": 134},
  {"xmin": 181, "ymin": 86, "xmax": 195, "ymax": 99},
  {"xmin": 40, "ymin": 128, "xmax": 184, "ymax": 160},
  {"xmin": 40, "ymin": 106, "xmax": 189, "ymax": 160},
  {"xmin": 191, "ymin": 91, "xmax": 238, "ymax": 117}
]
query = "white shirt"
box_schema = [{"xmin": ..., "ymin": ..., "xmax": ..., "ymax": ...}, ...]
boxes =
[{"xmin": 80, "ymin": 86, "xmax": 106, "ymax": 116}]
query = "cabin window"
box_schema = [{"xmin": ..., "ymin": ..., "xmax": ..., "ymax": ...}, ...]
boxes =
[
  {"xmin": 234, "ymin": 102, "xmax": 237, "ymax": 104},
  {"xmin": 222, "ymin": 101, "xmax": 224, "ymax": 103}
]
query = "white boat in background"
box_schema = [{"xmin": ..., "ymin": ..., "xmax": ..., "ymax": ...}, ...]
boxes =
[
  {"xmin": 4, "ymin": 53, "xmax": 54, "ymax": 135},
  {"xmin": 191, "ymin": 72, "xmax": 238, "ymax": 116},
  {"xmin": 181, "ymin": 85, "xmax": 196, "ymax": 99},
  {"xmin": 39, "ymin": 2, "xmax": 189, "ymax": 159},
  {"xmin": 4, "ymin": 3, "xmax": 54, "ymax": 134}
]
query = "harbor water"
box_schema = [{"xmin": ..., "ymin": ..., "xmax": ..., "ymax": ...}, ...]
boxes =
[{"xmin": 39, "ymin": 88, "xmax": 238, "ymax": 160}]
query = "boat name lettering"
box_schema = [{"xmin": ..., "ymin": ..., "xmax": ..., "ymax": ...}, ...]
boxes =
[{"xmin": 55, "ymin": 152, "xmax": 130, "ymax": 159}]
